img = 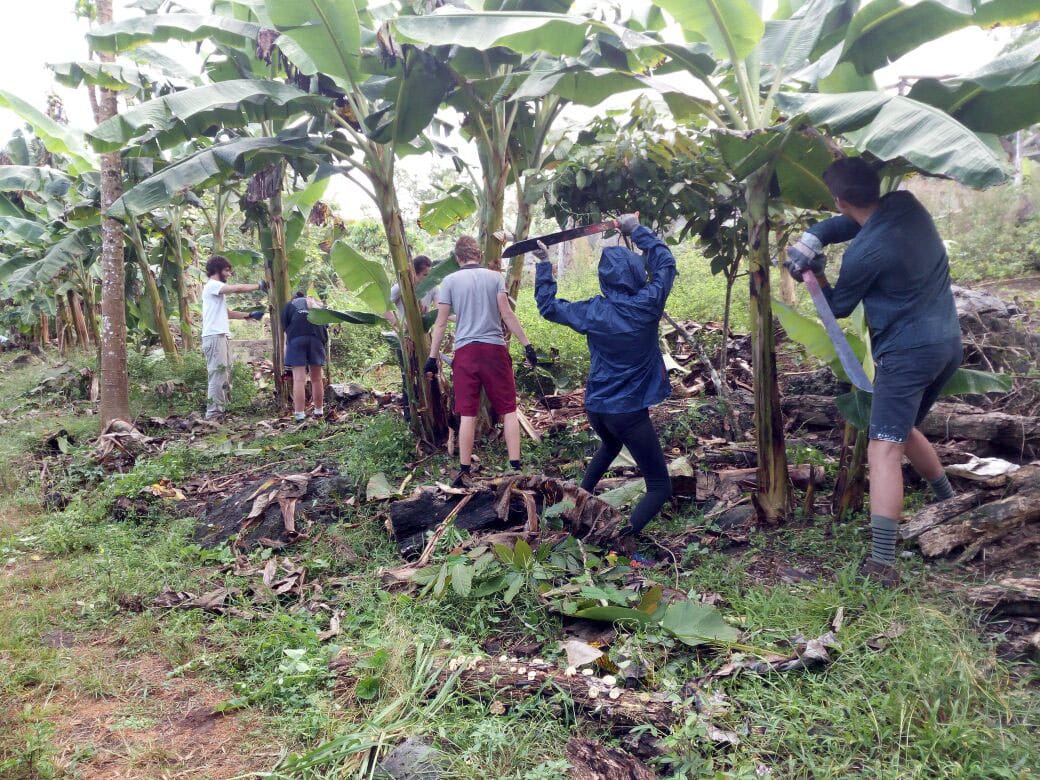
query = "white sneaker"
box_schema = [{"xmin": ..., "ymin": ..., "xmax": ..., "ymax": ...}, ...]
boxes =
[
  {"xmin": 293, "ymin": 412, "xmax": 306, "ymax": 422},
  {"xmin": 312, "ymin": 407, "xmax": 324, "ymax": 417}
]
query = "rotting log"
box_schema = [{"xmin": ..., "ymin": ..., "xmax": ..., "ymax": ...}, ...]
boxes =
[
  {"xmin": 900, "ymin": 491, "xmax": 987, "ymax": 541},
  {"xmin": 715, "ymin": 465, "xmax": 824, "ymax": 490},
  {"xmin": 564, "ymin": 737, "xmax": 657, "ymax": 780},
  {"xmin": 966, "ymin": 577, "xmax": 1040, "ymax": 617},
  {"xmin": 918, "ymin": 403, "xmax": 1040, "ymax": 458},
  {"xmin": 917, "ymin": 491, "xmax": 1040, "ymax": 560}
]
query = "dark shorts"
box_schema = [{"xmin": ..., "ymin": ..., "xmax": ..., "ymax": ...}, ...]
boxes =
[
  {"xmin": 452, "ymin": 342, "xmax": 517, "ymax": 417},
  {"xmin": 869, "ymin": 337, "xmax": 962, "ymax": 444},
  {"xmin": 285, "ymin": 335, "xmax": 326, "ymax": 368}
]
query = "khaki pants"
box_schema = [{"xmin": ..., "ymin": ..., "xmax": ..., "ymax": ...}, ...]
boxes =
[{"xmin": 202, "ymin": 334, "xmax": 232, "ymax": 417}]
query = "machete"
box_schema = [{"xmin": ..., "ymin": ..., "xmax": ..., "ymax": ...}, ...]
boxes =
[
  {"xmin": 801, "ymin": 271, "xmax": 874, "ymax": 393},
  {"xmin": 502, "ymin": 220, "xmax": 618, "ymax": 258}
]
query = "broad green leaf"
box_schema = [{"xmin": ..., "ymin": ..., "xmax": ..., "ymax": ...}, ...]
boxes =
[
  {"xmin": 839, "ymin": 0, "xmax": 1040, "ymax": 76},
  {"xmin": 265, "ymin": 0, "xmax": 362, "ymax": 89},
  {"xmin": 363, "ymin": 51, "xmax": 450, "ymax": 146},
  {"xmin": 306, "ymin": 307, "xmax": 384, "ymax": 326},
  {"xmin": 87, "ymin": 14, "xmax": 260, "ymax": 53},
  {"xmin": 393, "ymin": 12, "xmax": 590, "ymax": 57},
  {"xmin": 329, "ymin": 240, "xmax": 391, "ymax": 315},
  {"xmin": 493, "ymin": 542, "xmax": 515, "ymax": 566},
  {"xmin": 714, "ymin": 129, "xmax": 834, "ymax": 209},
  {"xmin": 450, "ymin": 562, "xmax": 473, "ymax": 597},
  {"xmin": 87, "ymin": 80, "xmax": 329, "ymax": 153},
  {"xmin": 571, "ymin": 605, "xmax": 653, "ymax": 626},
  {"xmin": 659, "ymin": 600, "xmax": 739, "ymax": 646},
  {"xmin": 511, "ymin": 66, "xmax": 646, "ymax": 107},
  {"xmin": 418, "ymin": 186, "xmax": 477, "ymax": 235},
  {"xmin": 128, "ymin": 46, "xmax": 203, "ymax": 83},
  {"xmin": 6, "ymin": 227, "xmax": 96, "ymax": 296},
  {"xmin": 49, "ymin": 62, "xmax": 150, "ymax": 92},
  {"xmin": 636, "ymin": 584, "xmax": 664, "ymax": 616},
  {"xmin": 502, "ymin": 572, "xmax": 524, "ymax": 603},
  {"xmin": 0, "ymin": 166, "xmax": 72, "ymax": 197},
  {"xmin": 773, "ymin": 299, "xmax": 838, "ymax": 368},
  {"xmin": 415, "ymin": 256, "xmax": 458, "ymax": 298},
  {"xmin": 0, "ymin": 217, "xmax": 48, "ymax": 245},
  {"xmin": 775, "ymin": 91, "xmax": 1011, "ymax": 188},
  {"xmin": 512, "ymin": 538, "xmax": 533, "ymax": 570},
  {"xmin": 107, "ymin": 134, "xmax": 322, "ymax": 219},
  {"xmin": 835, "ymin": 389, "xmax": 872, "ymax": 431},
  {"xmin": 655, "ymin": 0, "xmax": 765, "ymax": 60},
  {"xmin": 598, "ymin": 479, "xmax": 646, "ymax": 509},
  {"xmin": 907, "ymin": 38, "xmax": 1040, "ymax": 135},
  {"xmin": 939, "ymin": 367, "xmax": 1013, "ymax": 397},
  {"xmin": 284, "ymin": 174, "xmax": 330, "ymax": 212},
  {"xmin": 0, "ymin": 92, "xmax": 97, "ymax": 175},
  {"xmin": 354, "ymin": 676, "xmax": 380, "ymax": 700}
]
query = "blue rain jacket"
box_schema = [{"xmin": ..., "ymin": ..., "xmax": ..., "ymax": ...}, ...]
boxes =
[{"xmin": 534, "ymin": 225, "xmax": 677, "ymax": 414}]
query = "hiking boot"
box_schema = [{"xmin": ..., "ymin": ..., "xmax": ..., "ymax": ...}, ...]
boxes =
[
  {"xmin": 450, "ymin": 470, "xmax": 474, "ymax": 489},
  {"xmin": 858, "ymin": 558, "xmax": 901, "ymax": 588}
]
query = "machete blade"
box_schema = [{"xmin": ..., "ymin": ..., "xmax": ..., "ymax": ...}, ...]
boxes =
[
  {"xmin": 802, "ymin": 273, "xmax": 874, "ymax": 393},
  {"xmin": 502, "ymin": 220, "xmax": 618, "ymax": 258}
]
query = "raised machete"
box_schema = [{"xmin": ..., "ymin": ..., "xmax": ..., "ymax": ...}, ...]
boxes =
[
  {"xmin": 502, "ymin": 220, "xmax": 618, "ymax": 259},
  {"xmin": 801, "ymin": 272, "xmax": 873, "ymax": 393}
]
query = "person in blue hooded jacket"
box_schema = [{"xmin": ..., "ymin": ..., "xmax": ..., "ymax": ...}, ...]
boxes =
[{"xmin": 534, "ymin": 214, "xmax": 677, "ymax": 540}]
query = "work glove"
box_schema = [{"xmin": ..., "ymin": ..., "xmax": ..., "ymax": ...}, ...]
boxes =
[
  {"xmin": 617, "ymin": 213, "xmax": 640, "ymax": 236},
  {"xmin": 247, "ymin": 310, "xmax": 264, "ymax": 321},
  {"xmin": 784, "ymin": 233, "xmax": 826, "ymax": 282},
  {"xmin": 257, "ymin": 279, "xmax": 269, "ymax": 293},
  {"xmin": 532, "ymin": 240, "xmax": 549, "ymax": 261},
  {"xmin": 524, "ymin": 344, "xmax": 538, "ymax": 368},
  {"xmin": 424, "ymin": 356, "xmax": 438, "ymax": 377}
]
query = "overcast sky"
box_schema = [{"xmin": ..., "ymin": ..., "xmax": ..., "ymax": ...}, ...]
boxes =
[{"xmin": 0, "ymin": 0, "xmax": 1014, "ymax": 218}]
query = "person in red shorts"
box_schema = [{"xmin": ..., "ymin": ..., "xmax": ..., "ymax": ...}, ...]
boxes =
[{"xmin": 426, "ymin": 235, "xmax": 538, "ymax": 485}]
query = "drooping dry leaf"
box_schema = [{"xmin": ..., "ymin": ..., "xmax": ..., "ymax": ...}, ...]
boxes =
[
  {"xmin": 366, "ymin": 472, "xmax": 394, "ymax": 502},
  {"xmin": 560, "ymin": 639, "xmax": 604, "ymax": 668}
]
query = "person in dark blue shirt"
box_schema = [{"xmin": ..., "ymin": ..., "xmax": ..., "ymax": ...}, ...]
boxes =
[
  {"xmin": 282, "ymin": 292, "xmax": 330, "ymax": 422},
  {"xmin": 787, "ymin": 158, "xmax": 962, "ymax": 585},
  {"xmin": 534, "ymin": 214, "xmax": 677, "ymax": 543}
]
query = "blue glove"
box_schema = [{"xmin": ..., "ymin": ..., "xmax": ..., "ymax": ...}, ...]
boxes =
[
  {"xmin": 524, "ymin": 344, "xmax": 538, "ymax": 368},
  {"xmin": 258, "ymin": 279, "xmax": 269, "ymax": 293},
  {"xmin": 247, "ymin": 310, "xmax": 264, "ymax": 321},
  {"xmin": 784, "ymin": 233, "xmax": 826, "ymax": 282}
]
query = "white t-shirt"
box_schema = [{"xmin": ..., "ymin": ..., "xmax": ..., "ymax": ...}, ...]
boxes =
[
  {"xmin": 390, "ymin": 282, "xmax": 438, "ymax": 321},
  {"xmin": 202, "ymin": 279, "xmax": 230, "ymax": 337}
]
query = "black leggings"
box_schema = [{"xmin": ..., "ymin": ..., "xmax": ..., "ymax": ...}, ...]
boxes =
[{"xmin": 582, "ymin": 409, "xmax": 671, "ymax": 536}]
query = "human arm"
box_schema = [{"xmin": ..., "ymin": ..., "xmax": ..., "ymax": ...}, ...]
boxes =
[
  {"xmin": 229, "ymin": 309, "xmax": 263, "ymax": 321},
  {"xmin": 497, "ymin": 292, "xmax": 538, "ymax": 367},
  {"xmin": 818, "ymin": 247, "xmax": 880, "ymax": 319},
  {"xmin": 626, "ymin": 224, "xmax": 677, "ymax": 315},
  {"xmin": 425, "ymin": 302, "xmax": 453, "ymax": 375},
  {"xmin": 218, "ymin": 282, "xmax": 264, "ymax": 295},
  {"xmin": 787, "ymin": 216, "xmax": 862, "ymax": 280},
  {"xmin": 533, "ymin": 261, "xmax": 592, "ymax": 333}
]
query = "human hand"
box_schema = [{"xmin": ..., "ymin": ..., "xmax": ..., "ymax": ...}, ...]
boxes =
[
  {"xmin": 424, "ymin": 356, "xmax": 438, "ymax": 377},
  {"xmin": 532, "ymin": 240, "xmax": 549, "ymax": 261},
  {"xmin": 257, "ymin": 279, "xmax": 269, "ymax": 293},
  {"xmin": 617, "ymin": 213, "xmax": 640, "ymax": 236},
  {"xmin": 524, "ymin": 344, "xmax": 538, "ymax": 368},
  {"xmin": 784, "ymin": 233, "xmax": 825, "ymax": 282},
  {"xmin": 247, "ymin": 310, "xmax": 264, "ymax": 321}
]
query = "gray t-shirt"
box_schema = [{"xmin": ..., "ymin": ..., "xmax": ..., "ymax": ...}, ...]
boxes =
[{"xmin": 438, "ymin": 267, "xmax": 506, "ymax": 349}]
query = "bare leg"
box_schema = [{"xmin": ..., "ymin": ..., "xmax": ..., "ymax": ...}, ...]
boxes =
[
  {"xmin": 868, "ymin": 439, "xmax": 906, "ymax": 519},
  {"xmin": 903, "ymin": 428, "xmax": 943, "ymax": 481},
  {"xmin": 459, "ymin": 415, "xmax": 477, "ymax": 466},
  {"xmin": 309, "ymin": 365, "xmax": 324, "ymax": 411},
  {"xmin": 291, "ymin": 365, "xmax": 308, "ymax": 414},
  {"xmin": 502, "ymin": 411, "xmax": 521, "ymax": 462}
]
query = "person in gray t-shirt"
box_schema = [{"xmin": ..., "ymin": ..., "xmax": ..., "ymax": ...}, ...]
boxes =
[{"xmin": 427, "ymin": 235, "xmax": 538, "ymax": 486}]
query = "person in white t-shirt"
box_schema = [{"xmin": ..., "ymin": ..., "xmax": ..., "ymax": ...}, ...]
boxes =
[{"xmin": 201, "ymin": 255, "xmax": 267, "ymax": 419}]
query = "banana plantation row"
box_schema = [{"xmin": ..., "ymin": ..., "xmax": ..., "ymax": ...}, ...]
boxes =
[{"xmin": 1, "ymin": 0, "xmax": 1038, "ymax": 524}]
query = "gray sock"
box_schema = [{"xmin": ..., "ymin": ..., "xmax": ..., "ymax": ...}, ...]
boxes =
[
  {"xmin": 870, "ymin": 515, "xmax": 900, "ymax": 564},
  {"xmin": 928, "ymin": 473, "xmax": 955, "ymax": 501}
]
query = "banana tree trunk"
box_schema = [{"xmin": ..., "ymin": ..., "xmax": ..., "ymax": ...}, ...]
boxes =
[
  {"xmin": 506, "ymin": 181, "xmax": 533, "ymax": 302},
  {"xmin": 68, "ymin": 291, "xmax": 90, "ymax": 347},
  {"xmin": 127, "ymin": 221, "xmax": 178, "ymax": 361},
  {"xmin": 833, "ymin": 422, "xmax": 868, "ymax": 522},
  {"xmin": 269, "ymin": 186, "xmax": 291, "ymax": 408},
  {"xmin": 374, "ymin": 172, "xmax": 447, "ymax": 444},
  {"xmin": 96, "ymin": 0, "xmax": 129, "ymax": 427},
  {"xmin": 746, "ymin": 169, "xmax": 790, "ymax": 522},
  {"xmin": 167, "ymin": 222, "xmax": 193, "ymax": 351},
  {"xmin": 478, "ymin": 144, "xmax": 508, "ymax": 272}
]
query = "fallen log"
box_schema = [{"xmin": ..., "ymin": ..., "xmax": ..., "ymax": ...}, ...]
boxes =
[
  {"xmin": 917, "ymin": 490, "xmax": 1040, "ymax": 560},
  {"xmin": 900, "ymin": 491, "xmax": 987, "ymax": 541},
  {"xmin": 715, "ymin": 465, "xmax": 825, "ymax": 490},
  {"xmin": 564, "ymin": 737, "xmax": 656, "ymax": 780},
  {"xmin": 918, "ymin": 403, "xmax": 1040, "ymax": 458},
  {"xmin": 966, "ymin": 577, "xmax": 1040, "ymax": 617}
]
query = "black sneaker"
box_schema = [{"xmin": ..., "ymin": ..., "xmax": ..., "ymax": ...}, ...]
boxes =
[
  {"xmin": 451, "ymin": 470, "xmax": 474, "ymax": 489},
  {"xmin": 858, "ymin": 558, "xmax": 901, "ymax": 588}
]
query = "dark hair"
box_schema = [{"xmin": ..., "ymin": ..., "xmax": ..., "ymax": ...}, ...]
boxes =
[
  {"xmin": 205, "ymin": 255, "xmax": 232, "ymax": 277},
  {"xmin": 412, "ymin": 254, "xmax": 432, "ymax": 274},
  {"xmin": 454, "ymin": 235, "xmax": 481, "ymax": 265},
  {"xmin": 294, "ymin": 291, "xmax": 306, "ymax": 299},
  {"xmin": 822, "ymin": 157, "xmax": 880, "ymax": 207}
]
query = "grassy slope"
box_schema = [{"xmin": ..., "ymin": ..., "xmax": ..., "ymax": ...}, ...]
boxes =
[{"xmin": 0, "ymin": 351, "xmax": 1037, "ymax": 779}]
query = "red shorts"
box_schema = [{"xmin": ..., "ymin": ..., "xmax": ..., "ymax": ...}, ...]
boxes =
[{"xmin": 452, "ymin": 342, "xmax": 517, "ymax": 417}]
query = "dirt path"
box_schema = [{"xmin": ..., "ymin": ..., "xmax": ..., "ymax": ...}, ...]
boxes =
[{"xmin": 0, "ymin": 506, "xmax": 275, "ymax": 779}]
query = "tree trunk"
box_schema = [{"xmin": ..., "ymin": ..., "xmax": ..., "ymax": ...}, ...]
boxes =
[
  {"xmin": 128, "ymin": 221, "xmax": 179, "ymax": 361},
  {"xmin": 478, "ymin": 143, "xmax": 508, "ymax": 272},
  {"xmin": 506, "ymin": 180, "xmax": 533, "ymax": 302},
  {"xmin": 269, "ymin": 184, "xmax": 291, "ymax": 407},
  {"xmin": 96, "ymin": 0, "xmax": 130, "ymax": 426},
  {"xmin": 833, "ymin": 422, "xmax": 868, "ymax": 522},
  {"xmin": 68, "ymin": 290, "xmax": 90, "ymax": 347},
  {"xmin": 168, "ymin": 221, "xmax": 193, "ymax": 351},
  {"xmin": 374, "ymin": 170, "xmax": 448, "ymax": 444},
  {"xmin": 55, "ymin": 297, "xmax": 68, "ymax": 353},
  {"xmin": 745, "ymin": 170, "xmax": 789, "ymax": 521}
]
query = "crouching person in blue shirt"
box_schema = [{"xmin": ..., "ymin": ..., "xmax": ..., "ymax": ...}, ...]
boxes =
[
  {"xmin": 786, "ymin": 158, "xmax": 962, "ymax": 586},
  {"xmin": 533, "ymin": 214, "xmax": 677, "ymax": 547}
]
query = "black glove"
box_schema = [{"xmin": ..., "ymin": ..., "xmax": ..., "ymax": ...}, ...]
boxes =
[
  {"xmin": 532, "ymin": 240, "xmax": 549, "ymax": 261},
  {"xmin": 247, "ymin": 310, "xmax": 264, "ymax": 321},
  {"xmin": 424, "ymin": 356, "xmax": 438, "ymax": 376},
  {"xmin": 784, "ymin": 233, "xmax": 826, "ymax": 282},
  {"xmin": 258, "ymin": 279, "xmax": 269, "ymax": 293},
  {"xmin": 524, "ymin": 344, "xmax": 538, "ymax": 368},
  {"xmin": 617, "ymin": 213, "xmax": 640, "ymax": 236}
]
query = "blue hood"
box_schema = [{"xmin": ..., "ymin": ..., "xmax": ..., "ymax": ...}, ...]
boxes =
[{"xmin": 598, "ymin": 246, "xmax": 647, "ymax": 296}]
